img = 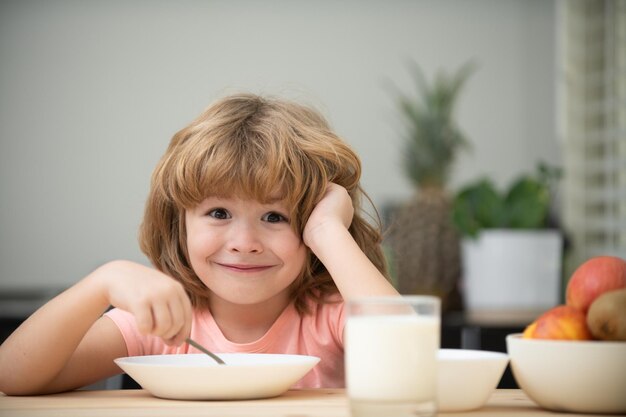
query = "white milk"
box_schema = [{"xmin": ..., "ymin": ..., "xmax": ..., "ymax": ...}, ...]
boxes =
[{"xmin": 345, "ymin": 315, "xmax": 440, "ymax": 402}]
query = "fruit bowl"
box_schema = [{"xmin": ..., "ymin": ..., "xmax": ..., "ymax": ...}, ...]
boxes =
[
  {"xmin": 506, "ymin": 334, "xmax": 626, "ymax": 414},
  {"xmin": 437, "ymin": 349, "xmax": 509, "ymax": 411}
]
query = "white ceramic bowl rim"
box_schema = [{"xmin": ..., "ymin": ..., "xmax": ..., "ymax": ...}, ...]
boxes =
[
  {"xmin": 438, "ymin": 349, "xmax": 508, "ymax": 361},
  {"xmin": 115, "ymin": 353, "xmax": 319, "ymax": 368},
  {"xmin": 507, "ymin": 333, "xmax": 626, "ymax": 346}
]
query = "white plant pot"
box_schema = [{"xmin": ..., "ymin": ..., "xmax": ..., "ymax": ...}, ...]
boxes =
[{"xmin": 461, "ymin": 230, "xmax": 563, "ymax": 312}]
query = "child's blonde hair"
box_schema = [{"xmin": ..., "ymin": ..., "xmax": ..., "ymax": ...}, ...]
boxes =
[{"xmin": 139, "ymin": 93, "xmax": 389, "ymax": 313}]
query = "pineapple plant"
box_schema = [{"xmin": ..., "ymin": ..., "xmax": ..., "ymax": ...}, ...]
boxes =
[{"xmin": 386, "ymin": 61, "xmax": 474, "ymax": 311}]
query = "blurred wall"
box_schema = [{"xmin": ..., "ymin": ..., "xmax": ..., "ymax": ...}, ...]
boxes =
[{"xmin": 0, "ymin": 0, "xmax": 558, "ymax": 291}]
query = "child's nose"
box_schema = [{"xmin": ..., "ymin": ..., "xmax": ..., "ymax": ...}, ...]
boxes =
[{"xmin": 227, "ymin": 222, "xmax": 263, "ymax": 253}]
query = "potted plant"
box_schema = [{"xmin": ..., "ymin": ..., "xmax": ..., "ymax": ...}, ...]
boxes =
[
  {"xmin": 452, "ymin": 163, "xmax": 564, "ymax": 312},
  {"xmin": 386, "ymin": 61, "xmax": 475, "ymax": 311}
]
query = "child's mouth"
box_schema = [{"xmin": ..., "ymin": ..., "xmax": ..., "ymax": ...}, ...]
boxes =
[{"xmin": 216, "ymin": 263, "xmax": 273, "ymax": 273}]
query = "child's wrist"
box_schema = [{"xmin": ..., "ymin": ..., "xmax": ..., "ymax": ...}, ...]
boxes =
[
  {"xmin": 305, "ymin": 223, "xmax": 352, "ymax": 259},
  {"xmin": 85, "ymin": 260, "xmax": 129, "ymax": 309}
]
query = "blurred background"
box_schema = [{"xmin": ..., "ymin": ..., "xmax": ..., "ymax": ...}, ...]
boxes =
[
  {"xmin": 1, "ymin": 0, "xmax": 624, "ymax": 390},
  {"xmin": 0, "ymin": 0, "xmax": 624, "ymax": 322}
]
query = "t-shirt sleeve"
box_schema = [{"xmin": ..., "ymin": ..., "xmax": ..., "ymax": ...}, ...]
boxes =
[
  {"xmin": 336, "ymin": 301, "xmax": 346, "ymax": 345},
  {"xmin": 104, "ymin": 307, "xmax": 145, "ymax": 356},
  {"xmin": 319, "ymin": 295, "xmax": 346, "ymax": 347}
]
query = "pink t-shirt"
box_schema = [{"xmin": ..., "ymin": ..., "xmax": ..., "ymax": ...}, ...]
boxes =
[{"xmin": 105, "ymin": 295, "xmax": 345, "ymax": 388}]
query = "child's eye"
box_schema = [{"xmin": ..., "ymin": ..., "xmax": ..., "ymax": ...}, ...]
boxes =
[
  {"xmin": 262, "ymin": 212, "xmax": 288, "ymax": 223},
  {"xmin": 207, "ymin": 208, "xmax": 231, "ymax": 220}
]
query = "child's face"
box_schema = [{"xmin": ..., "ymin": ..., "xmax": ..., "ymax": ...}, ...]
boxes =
[{"xmin": 185, "ymin": 195, "xmax": 307, "ymax": 308}]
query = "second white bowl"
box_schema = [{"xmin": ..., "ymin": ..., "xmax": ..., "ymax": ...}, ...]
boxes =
[{"xmin": 437, "ymin": 348, "xmax": 509, "ymax": 411}]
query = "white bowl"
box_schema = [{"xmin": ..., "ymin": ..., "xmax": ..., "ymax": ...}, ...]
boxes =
[
  {"xmin": 507, "ymin": 334, "xmax": 626, "ymax": 414},
  {"xmin": 437, "ymin": 349, "xmax": 509, "ymax": 411},
  {"xmin": 114, "ymin": 353, "xmax": 320, "ymax": 400}
]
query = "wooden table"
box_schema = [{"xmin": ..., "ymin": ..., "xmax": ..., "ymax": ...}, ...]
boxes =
[
  {"xmin": 0, "ymin": 389, "xmax": 606, "ymax": 417},
  {"xmin": 0, "ymin": 389, "xmax": 616, "ymax": 417}
]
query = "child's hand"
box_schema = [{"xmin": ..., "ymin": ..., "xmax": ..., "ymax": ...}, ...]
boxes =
[
  {"xmin": 303, "ymin": 182, "xmax": 354, "ymax": 249},
  {"xmin": 97, "ymin": 261, "xmax": 193, "ymax": 346}
]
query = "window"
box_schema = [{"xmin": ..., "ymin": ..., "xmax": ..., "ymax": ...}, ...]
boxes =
[{"xmin": 561, "ymin": 0, "xmax": 626, "ymax": 274}]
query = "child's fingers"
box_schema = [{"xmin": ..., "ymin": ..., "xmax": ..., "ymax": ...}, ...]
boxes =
[
  {"xmin": 158, "ymin": 289, "xmax": 192, "ymax": 345},
  {"xmin": 133, "ymin": 302, "xmax": 155, "ymax": 335},
  {"xmin": 170, "ymin": 292, "xmax": 193, "ymax": 346},
  {"xmin": 161, "ymin": 299, "xmax": 186, "ymax": 342},
  {"xmin": 179, "ymin": 289, "xmax": 193, "ymax": 335},
  {"xmin": 150, "ymin": 299, "xmax": 173, "ymax": 336},
  {"xmin": 164, "ymin": 326, "xmax": 188, "ymax": 347}
]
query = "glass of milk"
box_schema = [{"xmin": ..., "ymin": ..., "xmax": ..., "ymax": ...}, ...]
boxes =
[{"xmin": 345, "ymin": 295, "xmax": 440, "ymax": 417}]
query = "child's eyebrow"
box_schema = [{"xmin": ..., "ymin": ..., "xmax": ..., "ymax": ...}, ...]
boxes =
[
  {"xmin": 265, "ymin": 193, "xmax": 286, "ymax": 203},
  {"xmin": 265, "ymin": 198, "xmax": 286, "ymax": 206}
]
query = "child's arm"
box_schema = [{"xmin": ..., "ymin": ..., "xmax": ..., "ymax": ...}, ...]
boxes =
[
  {"xmin": 303, "ymin": 183, "xmax": 399, "ymax": 300},
  {"xmin": 0, "ymin": 260, "xmax": 192, "ymax": 395}
]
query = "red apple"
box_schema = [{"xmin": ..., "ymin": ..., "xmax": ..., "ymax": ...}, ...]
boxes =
[
  {"xmin": 566, "ymin": 256, "xmax": 626, "ymax": 314},
  {"xmin": 523, "ymin": 305, "xmax": 592, "ymax": 340}
]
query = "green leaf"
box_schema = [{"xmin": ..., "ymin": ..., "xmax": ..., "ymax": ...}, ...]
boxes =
[
  {"xmin": 503, "ymin": 177, "xmax": 549, "ymax": 228},
  {"xmin": 452, "ymin": 179, "xmax": 504, "ymax": 237},
  {"xmin": 451, "ymin": 163, "xmax": 559, "ymax": 237}
]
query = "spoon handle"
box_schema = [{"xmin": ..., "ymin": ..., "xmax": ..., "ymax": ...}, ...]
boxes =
[{"xmin": 186, "ymin": 337, "xmax": 226, "ymax": 365}]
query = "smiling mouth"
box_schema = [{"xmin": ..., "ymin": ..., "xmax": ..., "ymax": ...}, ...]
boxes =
[{"xmin": 216, "ymin": 263, "xmax": 274, "ymax": 273}]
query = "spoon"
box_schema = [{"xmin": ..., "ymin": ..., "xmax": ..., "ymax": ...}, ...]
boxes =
[{"xmin": 186, "ymin": 337, "xmax": 226, "ymax": 365}]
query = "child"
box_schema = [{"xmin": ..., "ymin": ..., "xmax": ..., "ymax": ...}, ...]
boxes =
[{"xmin": 0, "ymin": 93, "xmax": 399, "ymax": 395}]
